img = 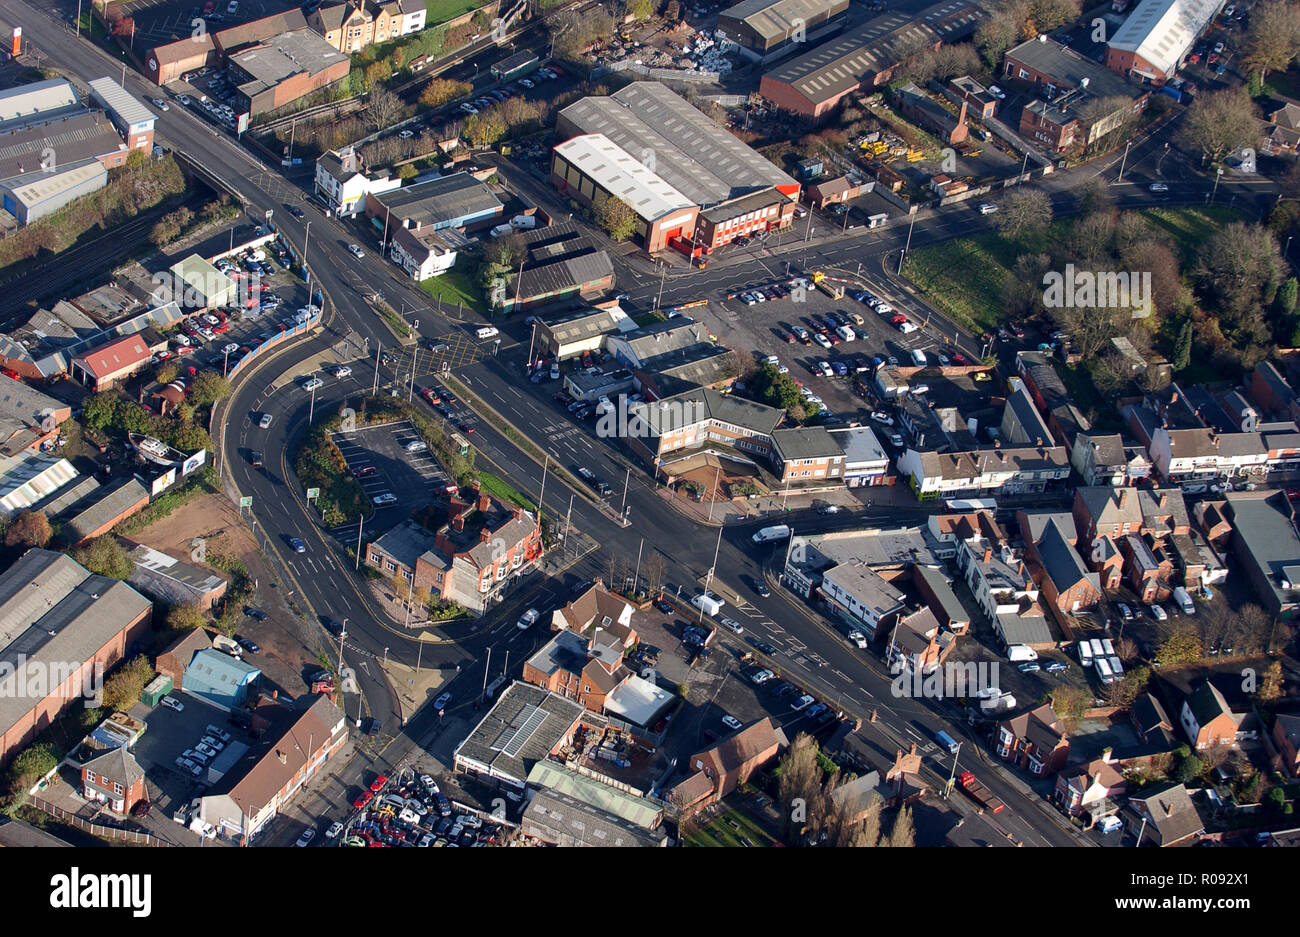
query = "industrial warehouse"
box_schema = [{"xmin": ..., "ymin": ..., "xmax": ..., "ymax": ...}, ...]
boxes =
[{"xmin": 551, "ymin": 82, "xmax": 800, "ymax": 257}]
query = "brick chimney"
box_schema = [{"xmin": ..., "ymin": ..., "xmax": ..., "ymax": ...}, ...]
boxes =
[
  {"xmin": 479, "ymin": 490, "xmax": 492, "ymax": 513},
  {"xmin": 1158, "ymin": 492, "xmax": 1167, "ymax": 509},
  {"xmin": 513, "ymin": 506, "xmax": 524, "ymax": 520},
  {"xmin": 480, "ymin": 527, "xmax": 492, "ymax": 544},
  {"xmin": 983, "ymin": 545, "xmax": 993, "ymax": 563},
  {"xmin": 1119, "ymin": 489, "xmax": 1129, "ymax": 509},
  {"xmin": 452, "ymin": 513, "xmax": 465, "ymax": 532}
]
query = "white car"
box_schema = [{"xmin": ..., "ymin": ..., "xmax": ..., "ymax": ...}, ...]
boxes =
[
  {"xmin": 721, "ymin": 715, "xmax": 742, "ymax": 730},
  {"xmin": 222, "ymin": 342, "xmax": 239, "ymax": 355},
  {"xmin": 870, "ymin": 411, "xmax": 894, "ymax": 426},
  {"xmin": 335, "ymin": 365, "xmax": 352, "ymax": 378},
  {"xmin": 325, "ymin": 821, "xmax": 344, "ymax": 839},
  {"xmin": 848, "ymin": 630, "xmax": 867, "ymax": 649},
  {"xmin": 347, "ymin": 244, "xmax": 365, "ymax": 259},
  {"xmin": 814, "ymin": 333, "xmax": 832, "ymax": 349},
  {"xmin": 404, "ymin": 440, "xmax": 427, "ymax": 452},
  {"xmin": 152, "ymin": 98, "xmax": 170, "ymax": 111},
  {"xmin": 1150, "ymin": 604, "xmax": 1168, "ymax": 621},
  {"xmin": 516, "ymin": 608, "xmax": 540, "ymax": 630},
  {"xmin": 987, "ymin": 85, "xmax": 1006, "ymax": 99},
  {"xmin": 372, "ymin": 492, "xmax": 398, "ymax": 506},
  {"xmin": 978, "ymin": 202, "xmax": 999, "ymax": 215},
  {"xmin": 721, "ymin": 618, "xmax": 744, "ymax": 635},
  {"xmin": 1149, "ymin": 182, "xmax": 1169, "ymax": 193},
  {"xmin": 749, "ymin": 668, "xmax": 774, "ymax": 684},
  {"xmin": 302, "ymin": 377, "xmax": 324, "ymax": 391},
  {"xmin": 295, "ymin": 829, "xmax": 315, "ymax": 847},
  {"xmin": 791, "ymin": 694, "xmax": 815, "ymax": 711},
  {"xmin": 459, "ymin": 103, "xmax": 478, "ymax": 113},
  {"xmin": 195, "ymin": 743, "xmax": 219, "ymax": 759},
  {"xmin": 161, "ymin": 696, "xmax": 184, "ymax": 712},
  {"xmin": 399, "ymin": 130, "xmax": 414, "ymax": 138}
]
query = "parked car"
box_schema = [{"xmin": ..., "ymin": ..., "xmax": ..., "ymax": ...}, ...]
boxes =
[
  {"xmin": 347, "ymin": 244, "xmax": 365, "ymax": 259},
  {"xmin": 721, "ymin": 715, "xmax": 742, "ymax": 730},
  {"xmin": 295, "ymin": 829, "xmax": 315, "ymax": 847},
  {"xmin": 161, "ymin": 696, "xmax": 184, "ymax": 712},
  {"xmin": 721, "ymin": 618, "xmax": 744, "ymax": 635},
  {"xmin": 434, "ymin": 691, "xmax": 452, "ymax": 711},
  {"xmin": 791, "ymin": 694, "xmax": 815, "ymax": 711}
]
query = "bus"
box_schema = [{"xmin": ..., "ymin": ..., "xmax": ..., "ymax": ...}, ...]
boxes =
[
  {"xmin": 450, "ymin": 432, "xmax": 469, "ymax": 456},
  {"xmin": 944, "ymin": 498, "xmax": 998, "ymax": 512}
]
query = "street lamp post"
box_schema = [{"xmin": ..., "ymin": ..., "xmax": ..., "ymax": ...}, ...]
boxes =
[
  {"xmin": 337, "ymin": 620, "xmax": 348, "ymax": 674},
  {"xmin": 302, "ymin": 221, "xmax": 312, "ymax": 294},
  {"xmin": 355, "ymin": 512, "xmax": 364, "ymax": 570},
  {"xmin": 308, "ymin": 371, "xmax": 319, "ymax": 423},
  {"xmin": 1117, "ymin": 140, "xmax": 1132, "ymax": 183},
  {"xmin": 945, "ymin": 742, "xmax": 963, "ymax": 798},
  {"xmin": 1211, "ymin": 167, "xmax": 1224, "ymax": 203},
  {"xmin": 898, "ymin": 207, "xmax": 918, "ymax": 276},
  {"xmin": 223, "ymin": 348, "xmax": 231, "ymax": 378}
]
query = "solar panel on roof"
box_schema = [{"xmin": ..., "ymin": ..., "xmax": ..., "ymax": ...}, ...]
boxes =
[{"xmin": 500, "ymin": 705, "xmax": 548, "ymax": 757}]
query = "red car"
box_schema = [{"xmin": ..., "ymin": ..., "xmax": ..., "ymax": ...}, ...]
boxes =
[
  {"xmin": 352, "ymin": 790, "xmax": 373, "ymax": 810},
  {"xmin": 213, "ymin": 321, "xmax": 231, "ymax": 334},
  {"xmin": 353, "ymin": 465, "xmax": 377, "ymax": 478},
  {"xmin": 369, "ymin": 774, "xmax": 388, "ymax": 793},
  {"xmin": 421, "ymin": 387, "xmax": 441, "ymax": 404},
  {"xmin": 951, "ymin": 352, "xmax": 969, "ymax": 366},
  {"xmin": 891, "ymin": 314, "xmax": 907, "ymax": 326}
]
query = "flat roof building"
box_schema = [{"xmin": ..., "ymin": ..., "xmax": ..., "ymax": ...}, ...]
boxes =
[
  {"xmin": 227, "ymin": 29, "xmax": 350, "ymax": 115},
  {"xmin": 86, "ymin": 77, "xmax": 156, "ymax": 154},
  {"xmin": 454, "ymin": 681, "xmax": 594, "ymax": 790},
  {"xmin": 366, "ymin": 171, "xmax": 503, "ymax": 232}
]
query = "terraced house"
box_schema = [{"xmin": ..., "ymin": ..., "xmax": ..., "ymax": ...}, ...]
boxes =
[{"xmin": 308, "ymin": 0, "xmax": 427, "ymax": 54}]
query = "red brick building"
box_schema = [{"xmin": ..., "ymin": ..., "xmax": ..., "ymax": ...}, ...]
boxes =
[
  {"xmin": 670, "ymin": 718, "xmax": 787, "ymax": 817},
  {"xmin": 81, "ymin": 747, "xmax": 147, "ymax": 816},
  {"xmin": 996, "ymin": 703, "xmax": 1069, "ymax": 776}
]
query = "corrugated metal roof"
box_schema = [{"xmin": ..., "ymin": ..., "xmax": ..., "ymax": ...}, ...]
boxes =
[
  {"xmin": 0, "ymin": 79, "xmax": 79, "ymax": 124},
  {"xmin": 87, "ymin": 77, "xmax": 156, "ymax": 128},
  {"xmin": 554, "ymin": 134, "xmax": 693, "ymax": 221},
  {"xmin": 1107, "ymin": 0, "xmax": 1219, "ymax": 77}
]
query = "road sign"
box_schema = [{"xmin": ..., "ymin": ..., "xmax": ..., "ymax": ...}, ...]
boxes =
[
  {"xmin": 306, "ymin": 487, "xmax": 320, "ymax": 500},
  {"xmin": 239, "ymin": 496, "xmax": 253, "ymax": 508}
]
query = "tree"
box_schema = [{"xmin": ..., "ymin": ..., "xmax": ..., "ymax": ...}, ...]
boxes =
[
  {"xmin": 101, "ymin": 655, "xmax": 155, "ymax": 712},
  {"xmin": 643, "ymin": 551, "xmax": 666, "ymax": 596},
  {"xmin": 166, "ymin": 602, "xmax": 207, "ymax": 631},
  {"xmin": 156, "ymin": 362, "xmax": 180, "ymax": 385},
  {"xmin": 1075, "ymin": 176, "xmax": 1114, "ymax": 217},
  {"xmin": 1258, "ymin": 661, "xmax": 1285, "ymax": 702},
  {"xmin": 994, "ymin": 187, "xmax": 1052, "ymax": 245},
  {"xmin": 398, "ymin": 163, "xmax": 417, "ymax": 180},
  {"xmin": 1173, "ymin": 319, "xmax": 1193, "ymax": 371},
  {"xmin": 73, "ymin": 537, "xmax": 133, "ymax": 580},
  {"xmin": 1049, "ymin": 685, "xmax": 1090, "ymax": 726},
  {"xmin": 885, "ymin": 805, "xmax": 915, "ymax": 847},
  {"xmin": 1180, "ymin": 88, "xmax": 1260, "ymax": 165},
  {"xmin": 6, "ymin": 742, "xmax": 57, "ymax": 793},
  {"xmin": 1174, "ymin": 751, "xmax": 1203, "ymax": 783},
  {"xmin": 190, "ymin": 371, "xmax": 231, "ymax": 408},
  {"xmin": 776, "ymin": 732, "xmax": 823, "ymax": 844},
  {"xmin": 597, "ymin": 196, "xmax": 637, "ymax": 242},
  {"xmin": 420, "ymin": 78, "xmax": 473, "ymax": 110},
  {"xmin": 364, "ymin": 86, "xmax": 403, "ymax": 132},
  {"xmin": 844, "ymin": 800, "xmax": 882, "ymax": 847},
  {"xmin": 1156, "ymin": 625, "xmax": 1204, "ymax": 667},
  {"xmin": 625, "ymin": 0, "xmax": 655, "ymax": 20},
  {"xmin": 1277, "ymin": 277, "xmax": 1299, "ymax": 317},
  {"xmin": 4, "ymin": 510, "xmax": 52, "ymax": 548},
  {"xmin": 1242, "ymin": 1, "xmax": 1300, "ymax": 83},
  {"xmin": 1194, "ymin": 222, "xmax": 1283, "ymax": 361}
]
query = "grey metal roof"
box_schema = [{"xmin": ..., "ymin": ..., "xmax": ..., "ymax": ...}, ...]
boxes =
[
  {"xmin": 125, "ymin": 541, "xmax": 226, "ymax": 605},
  {"xmin": 0, "ymin": 375, "xmax": 66, "ymax": 451},
  {"xmin": 87, "ymin": 78, "xmax": 156, "ymax": 128},
  {"xmin": 634, "ymin": 386, "xmax": 783, "ymax": 437},
  {"xmin": 699, "ymin": 187, "xmax": 791, "ymax": 224},
  {"xmin": 719, "ymin": 0, "xmax": 848, "ymax": 42},
  {"xmin": 831, "ymin": 425, "xmax": 886, "ymax": 466},
  {"xmin": 0, "ymin": 549, "xmax": 151, "ymax": 739},
  {"xmin": 914, "ymin": 564, "xmax": 967, "ymax": 625},
  {"xmin": 539, "ymin": 306, "xmax": 623, "ymax": 346},
  {"xmin": 231, "ymin": 29, "xmax": 347, "ymax": 96},
  {"xmin": 557, "ymin": 82, "xmax": 796, "ymax": 207},
  {"xmin": 764, "ymin": 0, "xmax": 987, "ymax": 107},
  {"xmin": 521, "ymin": 787, "xmax": 667, "ymax": 847},
  {"xmin": 454, "ymin": 681, "xmax": 591, "ymax": 785},
  {"xmin": 369, "ymin": 519, "xmax": 442, "ymax": 569},
  {"xmin": 0, "ymin": 111, "xmax": 123, "ymax": 182},
  {"xmin": 638, "ymin": 343, "xmax": 735, "ymax": 393},
  {"xmin": 1005, "ymin": 386, "xmax": 1053, "ymax": 445},
  {"xmin": 372, "ymin": 171, "xmax": 501, "ymax": 227},
  {"xmin": 0, "ymin": 79, "xmax": 79, "ymax": 124},
  {"xmin": 66, "ymin": 477, "xmax": 149, "ymax": 542}
]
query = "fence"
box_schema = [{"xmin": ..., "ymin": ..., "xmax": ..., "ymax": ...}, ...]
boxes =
[{"xmin": 30, "ymin": 796, "xmax": 170, "ymax": 846}]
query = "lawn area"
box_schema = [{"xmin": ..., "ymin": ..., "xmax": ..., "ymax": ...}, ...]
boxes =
[
  {"xmin": 419, "ymin": 266, "xmax": 486, "ymax": 315},
  {"xmin": 478, "ymin": 471, "xmax": 538, "ymax": 513},
  {"xmin": 424, "ymin": 0, "xmax": 487, "ymax": 25},
  {"xmin": 685, "ymin": 808, "xmax": 779, "ymax": 847},
  {"xmin": 902, "ymin": 205, "xmax": 1248, "ymax": 336}
]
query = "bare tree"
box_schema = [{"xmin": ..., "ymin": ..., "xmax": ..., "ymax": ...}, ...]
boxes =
[
  {"xmin": 994, "ymin": 188, "xmax": 1053, "ymax": 245},
  {"xmin": 365, "ymin": 87, "xmax": 405, "ymax": 133},
  {"xmin": 643, "ymin": 551, "xmax": 666, "ymax": 596},
  {"xmin": 885, "ymin": 804, "xmax": 915, "ymax": 847},
  {"xmin": 1180, "ymin": 88, "xmax": 1260, "ymax": 165},
  {"xmin": 776, "ymin": 733, "xmax": 823, "ymax": 844}
]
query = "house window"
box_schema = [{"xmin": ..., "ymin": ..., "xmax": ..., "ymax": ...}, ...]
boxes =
[
  {"xmin": 583, "ymin": 685, "xmax": 592, "ymax": 693},
  {"xmin": 511, "ymin": 552, "xmax": 523, "ymax": 569},
  {"xmin": 114, "ymin": 783, "xmax": 123, "ymax": 795},
  {"xmin": 86, "ymin": 772, "xmax": 96, "ymax": 784},
  {"xmin": 385, "ymin": 560, "xmax": 397, "ymax": 572}
]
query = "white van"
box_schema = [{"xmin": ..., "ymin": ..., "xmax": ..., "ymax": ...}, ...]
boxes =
[
  {"xmin": 1077, "ymin": 640, "xmax": 1094, "ymax": 666},
  {"xmin": 475, "ymin": 326, "xmax": 499, "ymax": 340},
  {"xmin": 510, "ymin": 214, "xmax": 537, "ymax": 230},
  {"xmin": 1095, "ymin": 655, "xmax": 1116, "ymax": 684},
  {"xmin": 1006, "ymin": 644, "xmax": 1038, "ymax": 662},
  {"xmin": 836, "ymin": 325, "xmax": 855, "ymax": 343},
  {"xmin": 1089, "ymin": 638, "xmax": 1106, "ymax": 661},
  {"xmin": 1172, "ymin": 586, "xmax": 1196, "ymax": 615},
  {"xmin": 691, "ymin": 593, "xmax": 723, "ymax": 617},
  {"xmin": 752, "ymin": 524, "xmax": 791, "ymax": 543},
  {"xmin": 910, "ymin": 349, "xmax": 928, "ymax": 367}
]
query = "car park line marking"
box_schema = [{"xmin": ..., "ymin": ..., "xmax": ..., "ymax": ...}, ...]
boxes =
[
  {"xmin": 904, "ymin": 726, "xmax": 923, "ymax": 741},
  {"xmin": 832, "ymin": 669, "xmax": 850, "ymax": 681}
]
